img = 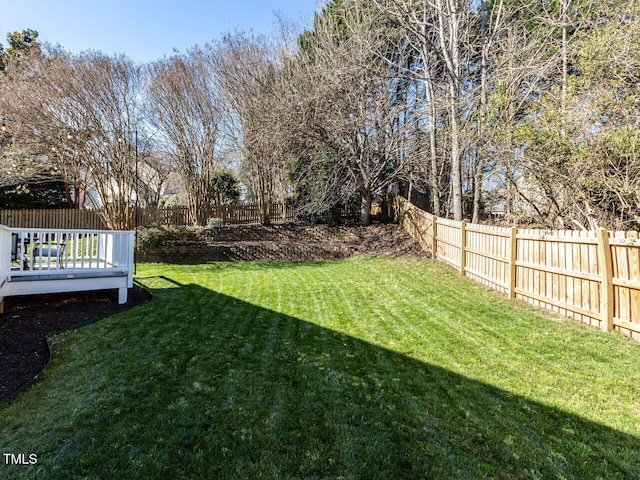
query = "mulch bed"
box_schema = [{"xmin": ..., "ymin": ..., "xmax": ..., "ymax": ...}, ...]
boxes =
[{"xmin": 0, "ymin": 286, "xmax": 151, "ymax": 402}]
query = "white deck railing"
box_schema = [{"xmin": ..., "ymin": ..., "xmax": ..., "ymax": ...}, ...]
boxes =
[{"xmin": 0, "ymin": 225, "xmax": 135, "ymax": 308}]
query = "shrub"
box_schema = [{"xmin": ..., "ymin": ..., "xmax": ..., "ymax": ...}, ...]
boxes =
[
  {"xmin": 136, "ymin": 224, "xmax": 193, "ymax": 249},
  {"xmin": 206, "ymin": 217, "xmax": 223, "ymax": 229}
]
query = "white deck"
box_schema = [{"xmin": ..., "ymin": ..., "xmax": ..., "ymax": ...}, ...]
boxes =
[{"xmin": 0, "ymin": 225, "xmax": 135, "ymax": 312}]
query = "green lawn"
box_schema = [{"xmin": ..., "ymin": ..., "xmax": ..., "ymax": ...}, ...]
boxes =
[{"xmin": 1, "ymin": 257, "xmax": 639, "ymax": 479}]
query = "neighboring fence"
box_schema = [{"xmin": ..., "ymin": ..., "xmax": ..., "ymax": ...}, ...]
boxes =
[
  {"xmin": 0, "ymin": 204, "xmax": 300, "ymax": 229},
  {"xmin": 205, "ymin": 203, "xmax": 297, "ymax": 224},
  {"xmin": 135, "ymin": 206, "xmax": 190, "ymax": 227},
  {"xmin": 393, "ymin": 195, "xmax": 640, "ymax": 342},
  {"xmin": 0, "ymin": 208, "xmax": 105, "ymax": 229}
]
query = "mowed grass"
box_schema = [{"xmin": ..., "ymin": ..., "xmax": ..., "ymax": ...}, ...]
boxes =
[{"xmin": 1, "ymin": 257, "xmax": 639, "ymax": 479}]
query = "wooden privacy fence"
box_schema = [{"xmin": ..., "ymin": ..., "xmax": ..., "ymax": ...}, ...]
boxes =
[
  {"xmin": 138, "ymin": 204, "xmax": 298, "ymax": 225},
  {"xmin": 0, "ymin": 209, "xmax": 105, "ymax": 229},
  {"xmin": 0, "ymin": 204, "xmax": 298, "ymax": 229},
  {"xmin": 393, "ymin": 196, "xmax": 640, "ymax": 342}
]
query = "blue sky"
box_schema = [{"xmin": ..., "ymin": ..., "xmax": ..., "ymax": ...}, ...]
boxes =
[{"xmin": 0, "ymin": 0, "xmax": 319, "ymax": 63}]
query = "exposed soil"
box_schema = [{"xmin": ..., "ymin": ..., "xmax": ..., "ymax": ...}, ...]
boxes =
[
  {"xmin": 1, "ymin": 222, "xmax": 427, "ymax": 402},
  {"xmin": 342, "ymin": 223, "xmax": 430, "ymax": 258}
]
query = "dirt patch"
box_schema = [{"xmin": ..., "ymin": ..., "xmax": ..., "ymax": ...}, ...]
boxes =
[{"xmin": 344, "ymin": 224, "xmax": 431, "ymax": 258}]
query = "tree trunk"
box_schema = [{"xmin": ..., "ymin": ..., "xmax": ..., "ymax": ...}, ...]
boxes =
[
  {"xmin": 561, "ymin": 0, "xmax": 569, "ymax": 115},
  {"xmin": 472, "ymin": 155, "xmax": 483, "ymax": 224},
  {"xmin": 259, "ymin": 199, "xmax": 271, "ymax": 225},
  {"xmin": 473, "ymin": 0, "xmax": 489, "ymax": 225},
  {"xmin": 435, "ymin": 0, "xmax": 463, "ymax": 221},
  {"xmin": 449, "ymin": 82, "xmax": 463, "ymax": 221},
  {"xmin": 361, "ymin": 191, "xmax": 372, "ymax": 225},
  {"xmin": 426, "ymin": 77, "xmax": 440, "ymax": 217},
  {"xmin": 255, "ymin": 170, "xmax": 272, "ymax": 226}
]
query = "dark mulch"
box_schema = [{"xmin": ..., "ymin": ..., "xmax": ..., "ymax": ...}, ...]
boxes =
[{"xmin": 0, "ymin": 286, "xmax": 151, "ymax": 402}]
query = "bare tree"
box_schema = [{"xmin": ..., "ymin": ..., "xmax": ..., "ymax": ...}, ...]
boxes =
[
  {"xmin": 135, "ymin": 149, "xmax": 173, "ymax": 207},
  {"xmin": 215, "ymin": 34, "xmax": 289, "ymax": 225},
  {"xmin": 0, "ymin": 42, "xmax": 63, "ymax": 190},
  {"xmin": 146, "ymin": 47, "xmax": 228, "ymax": 225},
  {"xmin": 286, "ymin": 1, "xmax": 417, "ymax": 224},
  {"xmin": 370, "ymin": 0, "xmax": 448, "ymax": 217},
  {"xmin": 3, "ymin": 47, "xmax": 144, "ymax": 227}
]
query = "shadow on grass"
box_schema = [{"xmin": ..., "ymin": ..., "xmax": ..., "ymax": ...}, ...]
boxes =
[{"xmin": 4, "ymin": 277, "xmax": 639, "ymax": 479}]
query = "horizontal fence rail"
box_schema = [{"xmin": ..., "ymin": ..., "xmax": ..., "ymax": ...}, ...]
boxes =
[{"xmin": 393, "ymin": 195, "xmax": 640, "ymax": 343}]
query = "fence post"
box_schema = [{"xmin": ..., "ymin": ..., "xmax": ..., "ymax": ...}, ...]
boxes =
[
  {"xmin": 509, "ymin": 227, "xmax": 518, "ymax": 299},
  {"xmin": 432, "ymin": 216, "xmax": 438, "ymax": 260},
  {"xmin": 596, "ymin": 227, "xmax": 614, "ymax": 332},
  {"xmin": 460, "ymin": 221, "xmax": 467, "ymax": 276}
]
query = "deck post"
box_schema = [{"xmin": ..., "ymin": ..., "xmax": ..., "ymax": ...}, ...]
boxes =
[{"xmin": 118, "ymin": 287, "xmax": 128, "ymax": 304}]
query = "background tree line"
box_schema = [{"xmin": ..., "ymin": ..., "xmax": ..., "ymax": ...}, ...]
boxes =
[{"xmin": 1, "ymin": 0, "xmax": 639, "ymax": 229}]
